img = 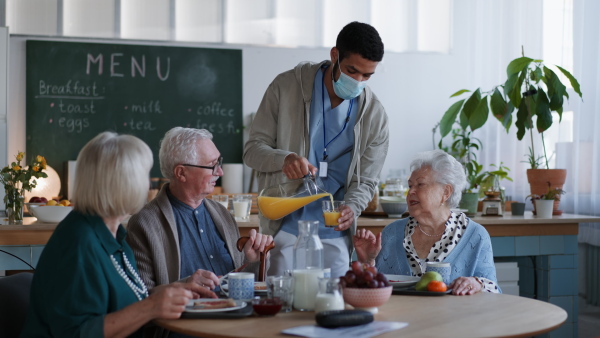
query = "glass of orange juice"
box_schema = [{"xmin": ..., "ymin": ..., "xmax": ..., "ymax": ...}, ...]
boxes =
[{"xmin": 322, "ymin": 200, "xmax": 344, "ymax": 227}]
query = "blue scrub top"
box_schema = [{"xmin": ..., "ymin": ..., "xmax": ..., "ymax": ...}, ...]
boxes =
[{"xmin": 281, "ymin": 65, "xmax": 356, "ymax": 239}]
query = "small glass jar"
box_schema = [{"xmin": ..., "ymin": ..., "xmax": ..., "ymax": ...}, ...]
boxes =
[{"xmin": 315, "ymin": 277, "xmax": 344, "ymax": 313}]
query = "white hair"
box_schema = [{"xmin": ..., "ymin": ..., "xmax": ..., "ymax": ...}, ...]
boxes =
[
  {"xmin": 159, "ymin": 127, "xmax": 213, "ymax": 179},
  {"xmin": 73, "ymin": 132, "xmax": 153, "ymax": 218},
  {"xmin": 410, "ymin": 150, "xmax": 467, "ymax": 208}
]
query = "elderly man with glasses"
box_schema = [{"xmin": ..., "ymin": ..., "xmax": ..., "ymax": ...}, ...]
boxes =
[{"xmin": 127, "ymin": 127, "xmax": 272, "ymax": 338}]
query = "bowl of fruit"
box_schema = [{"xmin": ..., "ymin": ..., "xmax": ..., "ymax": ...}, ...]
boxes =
[
  {"xmin": 26, "ymin": 196, "xmax": 49, "ymax": 213},
  {"xmin": 339, "ymin": 262, "xmax": 392, "ymax": 314},
  {"xmin": 29, "ymin": 199, "xmax": 73, "ymax": 223}
]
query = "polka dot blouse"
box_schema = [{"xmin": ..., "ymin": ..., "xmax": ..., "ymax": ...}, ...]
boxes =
[{"xmin": 402, "ymin": 211, "xmax": 499, "ymax": 293}]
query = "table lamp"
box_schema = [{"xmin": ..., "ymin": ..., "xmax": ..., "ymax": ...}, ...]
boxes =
[{"xmin": 24, "ymin": 165, "xmax": 61, "ymax": 202}]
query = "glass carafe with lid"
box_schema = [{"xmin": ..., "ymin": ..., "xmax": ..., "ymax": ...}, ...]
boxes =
[
  {"xmin": 258, "ymin": 175, "xmax": 329, "ymax": 220},
  {"xmin": 293, "ymin": 220, "xmax": 324, "ymax": 270}
]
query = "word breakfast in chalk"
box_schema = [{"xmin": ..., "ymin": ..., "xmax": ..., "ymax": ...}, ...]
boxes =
[{"xmin": 38, "ymin": 80, "xmax": 103, "ymax": 98}]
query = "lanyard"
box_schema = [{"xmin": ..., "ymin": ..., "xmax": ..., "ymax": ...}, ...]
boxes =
[{"xmin": 322, "ymin": 73, "xmax": 353, "ymax": 161}]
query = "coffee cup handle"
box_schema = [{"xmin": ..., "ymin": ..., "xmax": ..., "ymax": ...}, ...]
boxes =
[{"xmin": 220, "ymin": 276, "xmax": 229, "ymax": 296}]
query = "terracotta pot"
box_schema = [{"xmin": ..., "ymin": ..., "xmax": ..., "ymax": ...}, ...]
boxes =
[{"xmin": 526, "ymin": 169, "xmax": 567, "ymax": 215}]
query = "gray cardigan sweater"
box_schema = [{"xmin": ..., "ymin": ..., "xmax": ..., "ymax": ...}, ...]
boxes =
[
  {"xmin": 243, "ymin": 60, "xmax": 390, "ymax": 239},
  {"xmin": 126, "ymin": 184, "xmax": 259, "ymax": 338}
]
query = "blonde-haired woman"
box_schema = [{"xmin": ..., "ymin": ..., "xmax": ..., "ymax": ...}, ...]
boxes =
[{"xmin": 22, "ymin": 132, "xmax": 215, "ymax": 338}]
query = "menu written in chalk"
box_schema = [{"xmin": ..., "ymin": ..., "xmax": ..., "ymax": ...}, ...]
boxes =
[{"xmin": 26, "ymin": 39, "xmax": 243, "ymax": 187}]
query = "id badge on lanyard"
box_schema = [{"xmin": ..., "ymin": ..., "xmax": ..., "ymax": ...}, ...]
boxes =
[
  {"xmin": 319, "ymin": 161, "xmax": 328, "ymax": 177},
  {"xmin": 321, "ymin": 78, "xmax": 353, "ymax": 179}
]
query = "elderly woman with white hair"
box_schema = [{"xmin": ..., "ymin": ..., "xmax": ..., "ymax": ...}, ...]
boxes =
[{"xmin": 354, "ymin": 150, "xmax": 500, "ymax": 295}]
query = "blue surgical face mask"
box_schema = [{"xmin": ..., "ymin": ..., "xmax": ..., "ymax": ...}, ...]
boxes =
[{"xmin": 332, "ymin": 58, "xmax": 367, "ymax": 100}]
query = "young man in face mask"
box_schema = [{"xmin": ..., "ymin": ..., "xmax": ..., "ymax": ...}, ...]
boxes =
[{"xmin": 244, "ymin": 22, "xmax": 389, "ymax": 278}]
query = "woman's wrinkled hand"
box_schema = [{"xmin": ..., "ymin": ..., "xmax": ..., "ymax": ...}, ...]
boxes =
[
  {"xmin": 353, "ymin": 229, "xmax": 381, "ymax": 265},
  {"xmin": 449, "ymin": 276, "xmax": 482, "ymax": 296}
]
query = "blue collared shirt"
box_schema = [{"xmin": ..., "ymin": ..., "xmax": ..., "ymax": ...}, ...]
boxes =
[{"xmin": 168, "ymin": 190, "xmax": 234, "ymax": 279}]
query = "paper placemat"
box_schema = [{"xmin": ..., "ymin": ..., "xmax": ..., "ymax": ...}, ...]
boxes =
[{"xmin": 282, "ymin": 321, "xmax": 408, "ymax": 338}]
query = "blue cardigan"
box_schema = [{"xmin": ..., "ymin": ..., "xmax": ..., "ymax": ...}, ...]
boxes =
[{"xmin": 375, "ymin": 217, "xmax": 500, "ymax": 291}]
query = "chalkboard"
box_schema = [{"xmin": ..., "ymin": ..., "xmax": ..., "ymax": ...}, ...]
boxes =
[{"xmin": 26, "ymin": 40, "xmax": 243, "ymax": 193}]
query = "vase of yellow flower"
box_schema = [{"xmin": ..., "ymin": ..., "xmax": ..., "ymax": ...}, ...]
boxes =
[{"xmin": 1, "ymin": 152, "xmax": 48, "ymax": 224}]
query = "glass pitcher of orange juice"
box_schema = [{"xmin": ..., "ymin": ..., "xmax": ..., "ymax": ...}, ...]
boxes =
[{"xmin": 258, "ymin": 175, "xmax": 331, "ymax": 220}]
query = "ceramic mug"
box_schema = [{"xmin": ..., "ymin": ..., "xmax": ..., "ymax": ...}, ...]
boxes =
[
  {"xmin": 426, "ymin": 262, "xmax": 451, "ymax": 285},
  {"xmin": 222, "ymin": 272, "xmax": 255, "ymax": 301}
]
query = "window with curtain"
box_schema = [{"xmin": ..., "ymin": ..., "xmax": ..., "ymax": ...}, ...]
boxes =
[
  {"xmin": 4, "ymin": 0, "xmax": 451, "ymax": 53},
  {"xmin": 541, "ymin": 0, "xmax": 574, "ymax": 170}
]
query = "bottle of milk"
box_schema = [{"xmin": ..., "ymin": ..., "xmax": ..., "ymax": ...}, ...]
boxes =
[{"xmin": 292, "ymin": 220, "xmax": 324, "ymax": 311}]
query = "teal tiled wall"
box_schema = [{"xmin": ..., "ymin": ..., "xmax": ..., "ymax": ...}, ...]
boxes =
[{"xmin": 491, "ymin": 235, "xmax": 579, "ymax": 338}]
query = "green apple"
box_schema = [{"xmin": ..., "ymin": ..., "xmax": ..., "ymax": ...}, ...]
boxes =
[
  {"xmin": 423, "ymin": 271, "xmax": 443, "ymax": 281},
  {"xmin": 415, "ymin": 271, "xmax": 443, "ymax": 291}
]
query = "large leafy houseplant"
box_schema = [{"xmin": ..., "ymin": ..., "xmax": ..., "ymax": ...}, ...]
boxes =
[
  {"xmin": 439, "ymin": 50, "xmax": 582, "ymax": 169},
  {"xmin": 439, "ymin": 49, "xmax": 582, "ymax": 215}
]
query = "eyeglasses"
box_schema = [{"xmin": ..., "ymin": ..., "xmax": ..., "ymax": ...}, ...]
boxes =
[{"xmin": 181, "ymin": 157, "xmax": 223, "ymax": 175}]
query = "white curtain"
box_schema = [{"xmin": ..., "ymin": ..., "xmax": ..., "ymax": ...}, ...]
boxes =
[
  {"xmin": 463, "ymin": 0, "xmax": 600, "ymax": 303},
  {"xmin": 571, "ymin": 0, "xmax": 600, "ymax": 245},
  {"xmin": 459, "ymin": 0, "xmax": 544, "ymax": 206},
  {"xmin": 572, "ymin": 0, "xmax": 600, "ymax": 304},
  {"xmin": 460, "ymin": 0, "xmax": 600, "ymax": 230}
]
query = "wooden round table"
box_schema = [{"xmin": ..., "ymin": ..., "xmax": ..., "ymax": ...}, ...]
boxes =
[{"xmin": 155, "ymin": 293, "xmax": 567, "ymax": 338}]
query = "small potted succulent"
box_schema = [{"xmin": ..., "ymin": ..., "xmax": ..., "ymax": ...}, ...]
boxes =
[{"xmin": 527, "ymin": 181, "xmax": 565, "ymax": 218}]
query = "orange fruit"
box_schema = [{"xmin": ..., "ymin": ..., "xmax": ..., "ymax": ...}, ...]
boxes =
[
  {"xmin": 427, "ymin": 280, "xmax": 447, "ymax": 292},
  {"xmin": 59, "ymin": 199, "xmax": 71, "ymax": 206},
  {"xmin": 46, "ymin": 200, "xmax": 58, "ymax": 206}
]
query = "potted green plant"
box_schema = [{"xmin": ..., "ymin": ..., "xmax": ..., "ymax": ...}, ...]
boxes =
[
  {"xmin": 439, "ymin": 48, "xmax": 582, "ymax": 215},
  {"xmin": 436, "ymin": 123, "xmax": 485, "ymax": 217},
  {"xmin": 527, "ymin": 181, "xmax": 566, "ymax": 217},
  {"xmin": 479, "ymin": 162, "xmax": 512, "ymax": 198},
  {"xmin": 479, "ymin": 163, "xmax": 513, "ymax": 215}
]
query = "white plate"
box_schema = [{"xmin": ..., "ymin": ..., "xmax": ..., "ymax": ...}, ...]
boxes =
[
  {"xmin": 385, "ymin": 274, "xmax": 420, "ymax": 287},
  {"xmin": 221, "ymin": 282, "xmax": 267, "ymax": 294},
  {"xmin": 185, "ymin": 299, "xmax": 246, "ymax": 313}
]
